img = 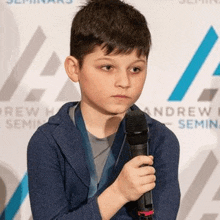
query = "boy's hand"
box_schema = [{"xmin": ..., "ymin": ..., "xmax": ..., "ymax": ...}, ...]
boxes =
[{"xmin": 112, "ymin": 155, "xmax": 156, "ymax": 203}]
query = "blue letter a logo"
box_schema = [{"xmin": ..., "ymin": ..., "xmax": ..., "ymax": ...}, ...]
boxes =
[{"xmin": 168, "ymin": 26, "xmax": 218, "ymax": 102}]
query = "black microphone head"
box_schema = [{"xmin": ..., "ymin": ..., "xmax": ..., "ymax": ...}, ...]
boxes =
[
  {"xmin": 125, "ymin": 110, "xmax": 148, "ymax": 145},
  {"xmin": 125, "ymin": 110, "xmax": 147, "ymax": 133}
]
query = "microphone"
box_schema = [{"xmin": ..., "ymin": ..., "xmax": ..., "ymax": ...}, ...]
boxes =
[{"xmin": 125, "ymin": 110, "xmax": 154, "ymax": 220}]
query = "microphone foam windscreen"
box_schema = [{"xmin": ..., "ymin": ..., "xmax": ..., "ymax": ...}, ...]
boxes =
[
  {"xmin": 125, "ymin": 110, "xmax": 148, "ymax": 145},
  {"xmin": 125, "ymin": 110, "xmax": 148, "ymax": 133}
]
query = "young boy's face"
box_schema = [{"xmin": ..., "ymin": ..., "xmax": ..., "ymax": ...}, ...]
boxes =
[{"xmin": 72, "ymin": 46, "xmax": 147, "ymax": 116}]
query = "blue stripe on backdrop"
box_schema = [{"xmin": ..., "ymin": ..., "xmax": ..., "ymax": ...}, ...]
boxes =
[
  {"xmin": 0, "ymin": 173, "xmax": 29, "ymax": 220},
  {"xmin": 168, "ymin": 26, "xmax": 218, "ymax": 101},
  {"xmin": 213, "ymin": 63, "xmax": 220, "ymax": 76}
]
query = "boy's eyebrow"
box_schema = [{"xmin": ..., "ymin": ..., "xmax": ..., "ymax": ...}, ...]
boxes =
[
  {"xmin": 94, "ymin": 58, "xmax": 113, "ymax": 61},
  {"xmin": 94, "ymin": 57, "xmax": 147, "ymax": 64},
  {"xmin": 131, "ymin": 59, "xmax": 147, "ymax": 64}
]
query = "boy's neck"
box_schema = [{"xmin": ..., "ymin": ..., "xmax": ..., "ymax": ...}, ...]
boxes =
[{"xmin": 80, "ymin": 102, "xmax": 126, "ymax": 139}]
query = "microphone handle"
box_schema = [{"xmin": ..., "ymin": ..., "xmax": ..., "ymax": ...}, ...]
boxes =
[{"xmin": 129, "ymin": 143, "xmax": 154, "ymax": 220}]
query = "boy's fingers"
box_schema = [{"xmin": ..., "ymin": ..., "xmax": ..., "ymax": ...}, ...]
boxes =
[
  {"xmin": 139, "ymin": 175, "xmax": 156, "ymax": 185},
  {"xmin": 130, "ymin": 155, "xmax": 153, "ymax": 168},
  {"xmin": 139, "ymin": 166, "xmax": 155, "ymax": 176},
  {"xmin": 142, "ymin": 182, "xmax": 156, "ymax": 192}
]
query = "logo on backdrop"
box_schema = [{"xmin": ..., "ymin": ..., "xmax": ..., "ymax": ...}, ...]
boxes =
[
  {"xmin": 168, "ymin": 26, "xmax": 219, "ymax": 102},
  {"xmin": 0, "ymin": 26, "xmax": 80, "ymax": 130},
  {"xmin": 178, "ymin": 151, "xmax": 220, "ymax": 220},
  {"xmin": 7, "ymin": 0, "xmax": 75, "ymax": 4},
  {"xmin": 179, "ymin": 0, "xmax": 220, "ymax": 4},
  {"xmin": 0, "ymin": 27, "xmax": 80, "ymax": 102},
  {"xmin": 144, "ymin": 26, "xmax": 220, "ymax": 130}
]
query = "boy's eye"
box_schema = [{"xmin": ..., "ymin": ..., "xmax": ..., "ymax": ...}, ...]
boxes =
[
  {"xmin": 101, "ymin": 65, "xmax": 113, "ymax": 71},
  {"xmin": 130, "ymin": 67, "xmax": 141, "ymax": 73}
]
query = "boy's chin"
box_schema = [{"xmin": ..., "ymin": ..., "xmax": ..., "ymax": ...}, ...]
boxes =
[{"xmin": 104, "ymin": 105, "xmax": 131, "ymax": 116}]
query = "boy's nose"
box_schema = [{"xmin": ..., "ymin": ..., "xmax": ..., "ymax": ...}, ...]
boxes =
[{"xmin": 114, "ymin": 70, "xmax": 130, "ymax": 88}]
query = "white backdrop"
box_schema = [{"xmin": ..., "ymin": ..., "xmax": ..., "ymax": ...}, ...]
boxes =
[{"xmin": 0, "ymin": 0, "xmax": 220, "ymax": 219}]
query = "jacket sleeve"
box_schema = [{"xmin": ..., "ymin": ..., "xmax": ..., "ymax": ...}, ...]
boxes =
[
  {"xmin": 150, "ymin": 123, "xmax": 181, "ymax": 220},
  {"xmin": 27, "ymin": 128, "xmax": 102, "ymax": 220}
]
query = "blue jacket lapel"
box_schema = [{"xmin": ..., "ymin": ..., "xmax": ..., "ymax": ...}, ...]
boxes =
[{"xmin": 49, "ymin": 102, "xmax": 90, "ymax": 188}]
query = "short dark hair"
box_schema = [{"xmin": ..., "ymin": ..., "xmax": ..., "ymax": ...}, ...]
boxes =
[{"xmin": 70, "ymin": 0, "xmax": 151, "ymax": 68}]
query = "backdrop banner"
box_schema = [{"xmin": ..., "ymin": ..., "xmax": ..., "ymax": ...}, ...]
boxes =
[{"xmin": 0, "ymin": 0, "xmax": 220, "ymax": 219}]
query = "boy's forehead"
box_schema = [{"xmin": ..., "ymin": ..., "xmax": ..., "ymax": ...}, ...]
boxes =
[{"xmin": 91, "ymin": 45, "xmax": 147, "ymax": 61}]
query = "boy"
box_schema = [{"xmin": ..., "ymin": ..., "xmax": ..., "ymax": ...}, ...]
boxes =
[{"xmin": 27, "ymin": 0, "xmax": 180, "ymax": 219}]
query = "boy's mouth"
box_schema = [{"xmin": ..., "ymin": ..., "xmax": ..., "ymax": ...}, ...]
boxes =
[{"xmin": 112, "ymin": 95, "xmax": 130, "ymax": 99}]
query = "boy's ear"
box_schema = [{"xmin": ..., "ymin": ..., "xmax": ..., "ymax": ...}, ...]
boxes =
[{"xmin": 64, "ymin": 56, "xmax": 80, "ymax": 82}]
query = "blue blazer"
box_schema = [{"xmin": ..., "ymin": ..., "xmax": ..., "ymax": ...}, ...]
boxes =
[{"xmin": 27, "ymin": 102, "xmax": 180, "ymax": 219}]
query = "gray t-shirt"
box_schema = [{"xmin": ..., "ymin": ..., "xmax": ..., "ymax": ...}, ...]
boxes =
[
  {"xmin": 69, "ymin": 106, "xmax": 115, "ymax": 182},
  {"xmin": 87, "ymin": 131, "xmax": 115, "ymax": 182}
]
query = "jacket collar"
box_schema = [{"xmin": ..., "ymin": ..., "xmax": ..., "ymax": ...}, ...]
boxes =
[
  {"xmin": 49, "ymin": 102, "xmax": 90, "ymax": 187},
  {"xmin": 47, "ymin": 102, "xmax": 152, "ymax": 187}
]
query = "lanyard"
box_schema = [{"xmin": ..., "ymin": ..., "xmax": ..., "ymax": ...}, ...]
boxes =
[{"xmin": 74, "ymin": 103, "xmax": 126, "ymax": 197}]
